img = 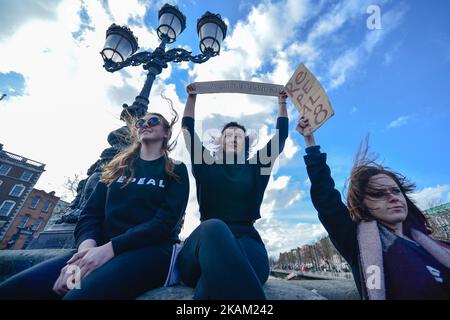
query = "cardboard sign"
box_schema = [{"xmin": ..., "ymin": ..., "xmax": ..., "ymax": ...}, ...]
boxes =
[
  {"xmin": 284, "ymin": 63, "xmax": 334, "ymax": 133},
  {"xmin": 190, "ymin": 80, "xmax": 284, "ymax": 97}
]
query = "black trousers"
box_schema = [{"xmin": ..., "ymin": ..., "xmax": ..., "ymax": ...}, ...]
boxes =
[
  {"xmin": 0, "ymin": 243, "xmax": 172, "ymax": 300},
  {"xmin": 177, "ymin": 219, "xmax": 269, "ymax": 300}
]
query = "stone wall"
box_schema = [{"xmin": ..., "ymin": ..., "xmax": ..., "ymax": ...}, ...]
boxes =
[{"xmin": 0, "ymin": 249, "xmax": 358, "ymax": 300}]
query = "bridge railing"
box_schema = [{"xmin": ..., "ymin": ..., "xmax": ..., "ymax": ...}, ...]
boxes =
[{"xmin": 271, "ymin": 269, "xmax": 353, "ymax": 280}]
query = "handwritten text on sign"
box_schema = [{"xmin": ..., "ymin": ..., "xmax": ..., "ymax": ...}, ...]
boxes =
[
  {"xmin": 284, "ymin": 64, "xmax": 334, "ymax": 133},
  {"xmin": 190, "ymin": 80, "xmax": 284, "ymax": 97}
]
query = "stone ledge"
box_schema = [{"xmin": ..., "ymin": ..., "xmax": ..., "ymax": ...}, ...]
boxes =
[{"xmin": 0, "ymin": 249, "xmax": 357, "ymax": 300}]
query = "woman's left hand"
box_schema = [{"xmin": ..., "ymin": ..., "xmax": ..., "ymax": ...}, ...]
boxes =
[
  {"xmin": 70, "ymin": 241, "xmax": 115, "ymax": 280},
  {"xmin": 278, "ymin": 90, "xmax": 288, "ymax": 103}
]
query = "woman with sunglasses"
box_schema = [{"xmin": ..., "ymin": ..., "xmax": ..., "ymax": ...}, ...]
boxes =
[
  {"xmin": 177, "ymin": 84, "xmax": 289, "ymax": 299},
  {"xmin": 0, "ymin": 110, "xmax": 189, "ymax": 300},
  {"xmin": 296, "ymin": 116, "xmax": 450, "ymax": 300}
]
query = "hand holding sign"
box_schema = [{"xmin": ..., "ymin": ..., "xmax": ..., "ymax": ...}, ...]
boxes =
[
  {"xmin": 284, "ymin": 63, "xmax": 334, "ymax": 133},
  {"xmin": 296, "ymin": 116, "xmax": 316, "ymax": 147}
]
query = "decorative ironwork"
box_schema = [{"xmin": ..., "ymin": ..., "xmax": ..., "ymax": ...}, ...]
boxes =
[{"xmin": 103, "ymin": 44, "xmax": 216, "ymax": 73}]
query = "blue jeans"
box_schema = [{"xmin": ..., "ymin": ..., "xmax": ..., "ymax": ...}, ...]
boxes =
[
  {"xmin": 177, "ymin": 219, "xmax": 269, "ymax": 300},
  {"xmin": 0, "ymin": 243, "xmax": 172, "ymax": 300}
]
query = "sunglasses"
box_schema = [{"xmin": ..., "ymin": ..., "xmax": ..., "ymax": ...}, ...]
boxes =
[{"xmin": 135, "ymin": 116, "xmax": 161, "ymax": 129}]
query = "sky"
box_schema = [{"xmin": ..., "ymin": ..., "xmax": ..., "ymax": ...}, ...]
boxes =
[{"xmin": 0, "ymin": 0, "xmax": 449, "ymax": 257}]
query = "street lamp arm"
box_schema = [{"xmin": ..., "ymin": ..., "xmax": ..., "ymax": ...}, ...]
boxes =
[
  {"xmin": 164, "ymin": 48, "xmax": 216, "ymax": 64},
  {"xmin": 104, "ymin": 47, "xmax": 216, "ymax": 73},
  {"xmin": 103, "ymin": 51, "xmax": 154, "ymax": 72}
]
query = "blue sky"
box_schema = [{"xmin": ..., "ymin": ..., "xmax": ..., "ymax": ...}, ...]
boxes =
[{"xmin": 0, "ymin": 0, "xmax": 449, "ymax": 256}]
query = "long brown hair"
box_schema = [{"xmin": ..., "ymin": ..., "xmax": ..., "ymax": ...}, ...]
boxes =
[
  {"xmin": 346, "ymin": 136, "xmax": 432, "ymax": 238},
  {"xmin": 101, "ymin": 94, "xmax": 179, "ymax": 188}
]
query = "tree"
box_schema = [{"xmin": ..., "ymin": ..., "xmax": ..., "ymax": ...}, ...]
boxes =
[
  {"xmin": 61, "ymin": 173, "xmax": 83, "ymax": 202},
  {"xmin": 426, "ymin": 198, "xmax": 444, "ymax": 210}
]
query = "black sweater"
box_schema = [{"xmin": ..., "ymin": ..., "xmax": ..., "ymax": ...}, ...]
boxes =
[
  {"xmin": 182, "ymin": 116, "xmax": 288, "ymax": 223},
  {"xmin": 74, "ymin": 156, "xmax": 189, "ymax": 255}
]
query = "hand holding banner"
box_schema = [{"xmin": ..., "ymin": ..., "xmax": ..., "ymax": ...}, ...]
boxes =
[{"xmin": 284, "ymin": 63, "xmax": 334, "ymax": 133}]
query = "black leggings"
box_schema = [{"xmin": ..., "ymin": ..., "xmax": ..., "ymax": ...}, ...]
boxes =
[
  {"xmin": 177, "ymin": 219, "xmax": 269, "ymax": 300},
  {"xmin": 0, "ymin": 243, "xmax": 172, "ymax": 300}
]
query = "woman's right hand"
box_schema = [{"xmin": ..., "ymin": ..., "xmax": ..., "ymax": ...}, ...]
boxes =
[
  {"xmin": 52, "ymin": 245, "xmax": 95, "ymax": 296},
  {"xmin": 296, "ymin": 116, "xmax": 316, "ymax": 147},
  {"xmin": 52, "ymin": 264, "xmax": 72, "ymax": 296},
  {"xmin": 186, "ymin": 84, "xmax": 197, "ymax": 97},
  {"xmin": 184, "ymin": 84, "xmax": 197, "ymax": 118}
]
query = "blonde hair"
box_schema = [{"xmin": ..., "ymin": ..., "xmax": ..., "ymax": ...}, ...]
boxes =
[{"xmin": 101, "ymin": 94, "xmax": 179, "ymax": 187}]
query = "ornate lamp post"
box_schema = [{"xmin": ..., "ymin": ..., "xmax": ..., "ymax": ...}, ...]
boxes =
[
  {"xmin": 55, "ymin": 4, "xmax": 227, "ymax": 227},
  {"xmin": 100, "ymin": 4, "xmax": 227, "ymax": 120}
]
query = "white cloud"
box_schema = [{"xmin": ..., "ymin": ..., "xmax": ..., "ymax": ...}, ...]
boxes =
[
  {"xmin": 106, "ymin": 0, "xmax": 147, "ymax": 26},
  {"xmin": 269, "ymin": 176, "xmax": 291, "ymax": 190},
  {"xmin": 186, "ymin": 0, "xmax": 314, "ymax": 121},
  {"xmin": 0, "ymin": 0, "xmax": 166, "ymax": 199},
  {"xmin": 327, "ymin": 1, "xmax": 407, "ymax": 89},
  {"xmin": 387, "ymin": 114, "xmax": 414, "ymax": 129},
  {"xmin": 0, "ymin": 0, "xmax": 64, "ymax": 40},
  {"xmin": 329, "ymin": 49, "xmax": 360, "ymax": 89},
  {"xmin": 411, "ymin": 185, "xmax": 450, "ymax": 210},
  {"xmin": 256, "ymin": 212, "xmax": 326, "ymax": 257},
  {"xmin": 260, "ymin": 175, "xmax": 306, "ymax": 217},
  {"xmin": 280, "ymin": 136, "xmax": 300, "ymax": 161}
]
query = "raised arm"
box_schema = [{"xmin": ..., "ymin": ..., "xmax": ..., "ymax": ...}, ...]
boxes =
[
  {"xmin": 297, "ymin": 117, "xmax": 358, "ymax": 265},
  {"xmin": 183, "ymin": 84, "xmax": 196, "ymax": 119},
  {"xmin": 278, "ymin": 90, "xmax": 288, "ymax": 118},
  {"xmin": 255, "ymin": 91, "xmax": 289, "ymax": 169},
  {"xmin": 182, "ymin": 84, "xmax": 214, "ymax": 175}
]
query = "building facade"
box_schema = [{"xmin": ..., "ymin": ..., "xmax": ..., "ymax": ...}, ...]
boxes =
[
  {"xmin": 0, "ymin": 143, "xmax": 45, "ymax": 243},
  {"xmin": 0, "ymin": 189, "xmax": 59, "ymax": 250},
  {"xmin": 42, "ymin": 199, "xmax": 70, "ymax": 232},
  {"xmin": 27, "ymin": 199, "xmax": 75, "ymax": 249},
  {"xmin": 425, "ymin": 202, "xmax": 450, "ymax": 242}
]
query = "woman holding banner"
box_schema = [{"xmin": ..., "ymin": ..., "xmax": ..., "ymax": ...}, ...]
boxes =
[
  {"xmin": 297, "ymin": 116, "xmax": 450, "ymax": 300},
  {"xmin": 178, "ymin": 84, "xmax": 288, "ymax": 299}
]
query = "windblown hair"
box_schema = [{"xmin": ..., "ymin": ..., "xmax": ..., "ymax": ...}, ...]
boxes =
[
  {"xmin": 221, "ymin": 122, "xmax": 247, "ymax": 134},
  {"xmin": 208, "ymin": 121, "xmax": 258, "ymax": 159},
  {"xmin": 101, "ymin": 91, "xmax": 179, "ymax": 188},
  {"xmin": 345, "ymin": 135, "xmax": 432, "ymax": 238}
]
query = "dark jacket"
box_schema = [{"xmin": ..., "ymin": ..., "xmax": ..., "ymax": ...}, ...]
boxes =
[{"xmin": 303, "ymin": 145, "xmax": 362, "ymax": 296}]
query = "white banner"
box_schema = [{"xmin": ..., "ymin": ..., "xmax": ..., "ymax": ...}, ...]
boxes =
[{"xmin": 190, "ymin": 80, "xmax": 284, "ymax": 96}]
